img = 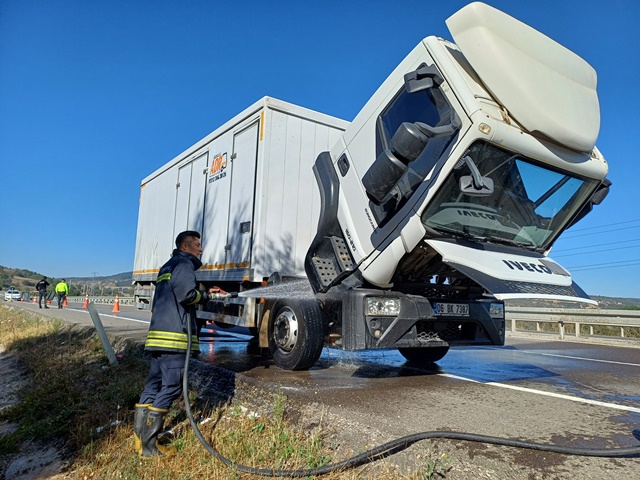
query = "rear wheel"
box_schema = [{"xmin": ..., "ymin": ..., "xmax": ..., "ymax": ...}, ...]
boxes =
[
  {"xmin": 269, "ymin": 299, "xmax": 324, "ymax": 370},
  {"xmin": 398, "ymin": 346, "xmax": 449, "ymax": 363}
]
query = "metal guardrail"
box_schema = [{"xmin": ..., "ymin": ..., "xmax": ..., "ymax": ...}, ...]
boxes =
[
  {"xmin": 65, "ymin": 296, "xmax": 135, "ymax": 306},
  {"xmin": 505, "ymin": 306, "xmax": 640, "ymax": 340}
]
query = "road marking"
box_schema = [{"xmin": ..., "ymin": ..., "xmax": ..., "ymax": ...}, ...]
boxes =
[
  {"xmin": 528, "ymin": 352, "xmax": 640, "ymax": 367},
  {"xmin": 67, "ymin": 308, "xmax": 149, "ymax": 323},
  {"xmin": 97, "ymin": 314, "xmax": 149, "ymax": 323},
  {"xmin": 440, "ymin": 373, "xmax": 640, "ymax": 413},
  {"xmin": 486, "ymin": 346, "xmax": 640, "ymax": 367}
]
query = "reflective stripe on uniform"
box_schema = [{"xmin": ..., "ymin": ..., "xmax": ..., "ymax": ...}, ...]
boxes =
[
  {"xmin": 156, "ymin": 273, "xmax": 172, "ymax": 282},
  {"xmin": 187, "ymin": 290, "xmax": 201, "ymax": 305},
  {"xmin": 145, "ymin": 330, "xmax": 199, "ymax": 351}
]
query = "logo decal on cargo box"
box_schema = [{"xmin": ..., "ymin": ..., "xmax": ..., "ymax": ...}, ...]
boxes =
[{"xmin": 208, "ymin": 153, "xmax": 228, "ymax": 183}]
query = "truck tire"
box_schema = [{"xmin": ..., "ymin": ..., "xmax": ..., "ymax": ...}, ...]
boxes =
[
  {"xmin": 268, "ymin": 299, "xmax": 324, "ymax": 370},
  {"xmin": 398, "ymin": 346, "xmax": 449, "ymax": 363}
]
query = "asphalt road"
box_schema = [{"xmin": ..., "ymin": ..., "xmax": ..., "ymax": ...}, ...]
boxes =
[{"xmin": 5, "ymin": 299, "xmax": 640, "ymax": 478}]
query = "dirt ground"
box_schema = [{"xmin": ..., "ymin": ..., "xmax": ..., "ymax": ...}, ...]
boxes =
[{"xmin": 0, "ymin": 347, "xmax": 65, "ymax": 479}]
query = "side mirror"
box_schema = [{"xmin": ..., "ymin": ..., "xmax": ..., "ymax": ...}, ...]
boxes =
[
  {"xmin": 363, "ymin": 123, "xmax": 429, "ymax": 205},
  {"xmin": 459, "ymin": 156, "xmax": 494, "ymax": 197},
  {"xmin": 590, "ymin": 178, "xmax": 611, "ymax": 205},
  {"xmin": 460, "ymin": 176, "xmax": 494, "ymax": 196},
  {"xmin": 404, "ymin": 64, "xmax": 444, "ymax": 93},
  {"xmin": 566, "ymin": 178, "xmax": 612, "ymax": 228}
]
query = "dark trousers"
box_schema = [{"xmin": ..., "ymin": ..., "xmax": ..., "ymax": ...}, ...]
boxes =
[
  {"xmin": 38, "ymin": 290, "xmax": 47, "ymax": 307},
  {"xmin": 57, "ymin": 292, "xmax": 66, "ymax": 308},
  {"xmin": 139, "ymin": 352, "xmax": 185, "ymax": 410}
]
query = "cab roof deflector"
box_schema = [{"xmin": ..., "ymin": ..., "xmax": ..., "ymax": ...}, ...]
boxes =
[{"xmin": 446, "ymin": 2, "xmax": 600, "ymax": 153}]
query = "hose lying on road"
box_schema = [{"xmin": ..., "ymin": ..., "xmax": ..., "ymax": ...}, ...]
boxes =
[{"xmin": 183, "ymin": 321, "xmax": 640, "ymax": 477}]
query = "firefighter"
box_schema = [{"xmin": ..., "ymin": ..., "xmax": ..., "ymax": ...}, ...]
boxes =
[{"xmin": 134, "ymin": 230, "xmax": 223, "ymax": 457}]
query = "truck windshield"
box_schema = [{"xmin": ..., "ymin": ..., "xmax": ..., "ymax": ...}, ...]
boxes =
[{"xmin": 421, "ymin": 141, "xmax": 598, "ymax": 250}]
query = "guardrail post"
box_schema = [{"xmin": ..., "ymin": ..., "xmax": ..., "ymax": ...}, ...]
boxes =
[
  {"xmin": 575, "ymin": 322, "xmax": 580, "ymax": 337},
  {"xmin": 558, "ymin": 320, "xmax": 565, "ymax": 340},
  {"xmin": 536, "ymin": 322, "xmax": 541, "ymax": 332},
  {"xmin": 511, "ymin": 318, "xmax": 516, "ymax": 332},
  {"xmin": 621, "ymin": 327, "xmax": 625, "ymax": 338},
  {"xmin": 87, "ymin": 302, "xmax": 118, "ymax": 365},
  {"xmin": 590, "ymin": 325, "xmax": 594, "ymax": 336}
]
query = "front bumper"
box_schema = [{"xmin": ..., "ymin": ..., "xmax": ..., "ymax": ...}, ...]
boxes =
[{"xmin": 338, "ymin": 289, "xmax": 504, "ymax": 350}]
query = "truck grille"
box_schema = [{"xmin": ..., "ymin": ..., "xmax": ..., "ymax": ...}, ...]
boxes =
[{"xmin": 416, "ymin": 321, "xmax": 475, "ymax": 342}]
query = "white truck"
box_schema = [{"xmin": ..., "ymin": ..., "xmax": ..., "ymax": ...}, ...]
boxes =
[{"xmin": 133, "ymin": 2, "xmax": 610, "ymax": 370}]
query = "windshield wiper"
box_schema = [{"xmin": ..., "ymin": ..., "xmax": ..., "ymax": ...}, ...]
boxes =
[
  {"xmin": 485, "ymin": 235, "xmax": 537, "ymax": 251},
  {"xmin": 429, "ymin": 224, "xmax": 486, "ymax": 242}
]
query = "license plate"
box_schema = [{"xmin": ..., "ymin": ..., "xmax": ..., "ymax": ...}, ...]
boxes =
[{"xmin": 433, "ymin": 303, "xmax": 469, "ymax": 316}]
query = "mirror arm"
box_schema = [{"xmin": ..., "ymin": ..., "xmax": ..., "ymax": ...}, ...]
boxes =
[
  {"xmin": 414, "ymin": 112, "xmax": 461, "ymax": 139},
  {"xmin": 463, "ymin": 155, "xmax": 485, "ymax": 189}
]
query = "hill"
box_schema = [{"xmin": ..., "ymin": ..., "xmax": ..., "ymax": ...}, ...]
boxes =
[
  {"xmin": 505, "ymin": 295, "xmax": 640, "ymax": 310},
  {"xmin": 0, "ymin": 266, "xmax": 133, "ymax": 296}
]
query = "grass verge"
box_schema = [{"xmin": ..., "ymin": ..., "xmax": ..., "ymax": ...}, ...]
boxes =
[{"xmin": 0, "ymin": 305, "xmax": 452, "ymax": 479}]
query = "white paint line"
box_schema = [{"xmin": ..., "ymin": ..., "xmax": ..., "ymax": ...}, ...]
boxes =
[
  {"xmin": 485, "ymin": 346, "xmax": 640, "ymax": 368},
  {"xmin": 67, "ymin": 308, "xmax": 149, "ymax": 324},
  {"xmin": 527, "ymin": 352, "xmax": 640, "ymax": 368},
  {"xmin": 440, "ymin": 373, "xmax": 640, "ymax": 414},
  {"xmin": 98, "ymin": 314, "xmax": 149, "ymax": 323}
]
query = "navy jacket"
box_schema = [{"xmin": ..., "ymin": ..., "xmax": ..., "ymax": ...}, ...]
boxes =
[{"xmin": 145, "ymin": 249, "xmax": 208, "ymax": 353}]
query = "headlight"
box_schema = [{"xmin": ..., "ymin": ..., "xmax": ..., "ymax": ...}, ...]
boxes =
[
  {"xmin": 490, "ymin": 303, "xmax": 504, "ymax": 319},
  {"xmin": 366, "ymin": 297, "xmax": 401, "ymax": 316}
]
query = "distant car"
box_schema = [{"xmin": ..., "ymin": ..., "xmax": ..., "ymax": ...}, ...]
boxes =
[{"xmin": 4, "ymin": 288, "xmax": 22, "ymax": 301}]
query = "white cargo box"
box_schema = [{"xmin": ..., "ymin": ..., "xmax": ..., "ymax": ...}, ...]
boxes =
[{"xmin": 133, "ymin": 97, "xmax": 349, "ymax": 283}]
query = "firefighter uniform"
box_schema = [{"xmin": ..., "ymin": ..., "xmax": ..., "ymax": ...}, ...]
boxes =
[
  {"xmin": 139, "ymin": 248, "xmax": 209, "ymax": 409},
  {"xmin": 135, "ymin": 248, "xmax": 210, "ymax": 457}
]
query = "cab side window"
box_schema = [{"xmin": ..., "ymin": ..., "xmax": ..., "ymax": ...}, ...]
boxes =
[{"xmin": 372, "ymin": 85, "xmax": 458, "ymax": 224}]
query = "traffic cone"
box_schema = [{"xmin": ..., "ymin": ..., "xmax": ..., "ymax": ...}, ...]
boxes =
[
  {"xmin": 32, "ymin": 296, "xmax": 37, "ymax": 304},
  {"xmin": 82, "ymin": 294, "xmax": 89, "ymax": 309},
  {"xmin": 112, "ymin": 294, "xmax": 120, "ymax": 313},
  {"xmin": 20, "ymin": 297, "xmax": 24, "ymax": 302},
  {"xmin": 63, "ymin": 297, "xmax": 68, "ymax": 307}
]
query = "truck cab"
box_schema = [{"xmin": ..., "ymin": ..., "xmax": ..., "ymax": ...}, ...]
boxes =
[{"xmin": 303, "ymin": 2, "xmax": 609, "ymax": 363}]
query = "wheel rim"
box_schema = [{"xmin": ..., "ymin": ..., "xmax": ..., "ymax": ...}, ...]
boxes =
[{"xmin": 272, "ymin": 308, "xmax": 299, "ymax": 353}]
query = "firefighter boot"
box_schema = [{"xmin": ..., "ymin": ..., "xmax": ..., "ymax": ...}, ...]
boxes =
[
  {"xmin": 140, "ymin": 407, "xmax": 177, "ymax": 458},
  {"xmin": 133, "ymin": 403, "xmax": 151, "ymax": 455}
]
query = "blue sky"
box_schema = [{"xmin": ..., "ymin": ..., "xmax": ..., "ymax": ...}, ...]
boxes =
[{"xmin": 1, "ymin": 0, "xmax": 639, "ymax": 298}]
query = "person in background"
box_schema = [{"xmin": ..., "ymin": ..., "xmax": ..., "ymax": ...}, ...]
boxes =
[
  {"xmin": 36, "ymin": 276, "xmax": 50, "ymax": 309},
  {"xmin": 55, "ymin": 279, "xmax": 69, "ymax": 309},
  {"xmin": 133, "ymin": 230, "xmax": 225, "ymax": 458}
]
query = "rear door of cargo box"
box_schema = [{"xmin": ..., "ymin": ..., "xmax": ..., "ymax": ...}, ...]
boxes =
[
  {"xmin": 172, "ymin": 151, "xmax": 209, "ymax": 240},
  {"xmin": 226, "ymin": 121, "xmax": 260, "ymax": 270}
]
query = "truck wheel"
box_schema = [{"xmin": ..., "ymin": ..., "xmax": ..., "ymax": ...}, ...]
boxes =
[
  {"xmin": 269, "ymin": 299, "xmax": 324, "ymax": 370},
  {"xmin": 398, "ymin": 346, "xmax": 449, "ymax": 363}
]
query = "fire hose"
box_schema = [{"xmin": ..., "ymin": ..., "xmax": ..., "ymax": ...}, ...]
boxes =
[{"xmin": 182, "ymin": 293, "xmax": 640, "ymax": 477}]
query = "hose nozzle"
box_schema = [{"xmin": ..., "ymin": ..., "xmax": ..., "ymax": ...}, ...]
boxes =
[{"xmin": 210, "ymin": 292, "xmax": 238, "ymax": 300}]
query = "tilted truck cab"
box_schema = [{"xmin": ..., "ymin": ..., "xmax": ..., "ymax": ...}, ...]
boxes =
[
  {"xmin": 304, "ymin": 2, "xmax": 609, "ymax": 360},
  {"xmin": 133, "ymin": 2, "xmax": 610, "ymax": 370}
]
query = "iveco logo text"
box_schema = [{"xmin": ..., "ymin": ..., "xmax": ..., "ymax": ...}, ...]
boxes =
[
  {"xmin": 457, "ymin": 209, "xmax": 497, "ymax": 220},
  {"xmin": 502, "ymin": 260, "xmax": 553, "ymax": 274}
]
